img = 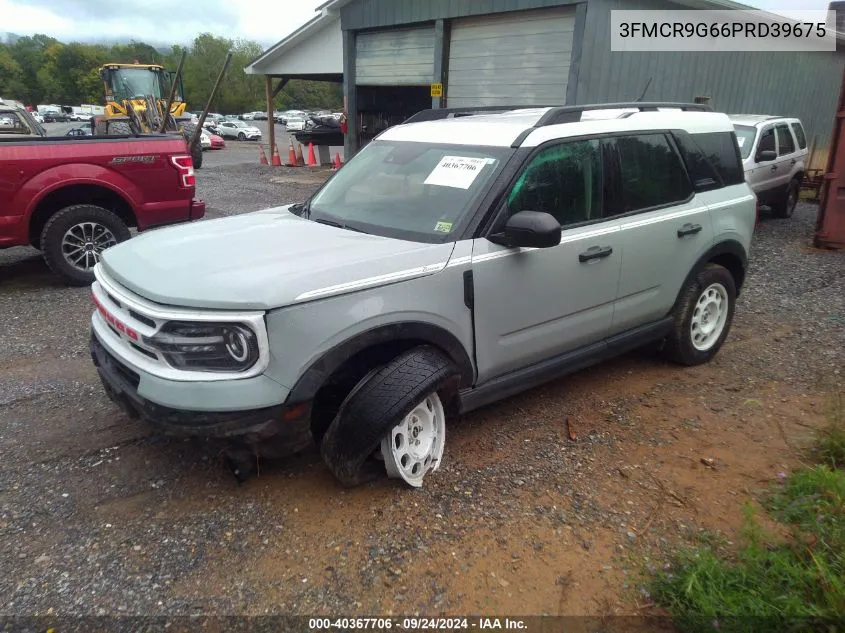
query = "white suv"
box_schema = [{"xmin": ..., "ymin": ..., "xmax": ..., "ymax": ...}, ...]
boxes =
[
  {"xmin": 90, "ymin": 102, "xmax": 756, "ymax": 488},
  {"xmin": 731, "ymin": 115, "xmax": 808, "ymax": 218}
]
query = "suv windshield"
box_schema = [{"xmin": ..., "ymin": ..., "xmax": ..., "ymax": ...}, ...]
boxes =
[
  {"xmin": 304, "ymin": 140, "xmax": 510, "ymax": 242},
  {"xmin": 733, "ymin": 125, "xmax": 757, "ymax": 159}
]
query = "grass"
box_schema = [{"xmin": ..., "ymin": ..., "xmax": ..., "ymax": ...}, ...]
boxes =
[{"xmin": 650, "ymin": 394, "xmax": 845, "ymax": 632}]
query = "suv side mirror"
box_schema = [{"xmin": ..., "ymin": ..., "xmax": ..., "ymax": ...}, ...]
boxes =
[
  {"xmin": 489, "ymin": 210, "xmax": 561, "ymax": 248},
  {"xmin": 757, "ymin": 149, "xmax": 777, "ymax": 162}
]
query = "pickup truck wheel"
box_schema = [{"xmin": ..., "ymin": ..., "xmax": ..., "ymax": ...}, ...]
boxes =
[
  {"xmin": 320, "ymin": 347, "xmax": 458, "ymax": 488},
  {"xmin": 41, "ymin": 205, "xmax": 131, "ymax": 286},
  {"xmin": 663, "ymin": 263, "xmax": 736, "ymax": 366},
  {"xmin": 771, "ymin": 178, "xmax": 799, "ymax": 218}
]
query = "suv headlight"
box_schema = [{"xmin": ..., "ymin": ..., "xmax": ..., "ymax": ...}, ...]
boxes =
[{"xmin": 145, "ymin": 322, "xmax": 260, "ymax": 372}]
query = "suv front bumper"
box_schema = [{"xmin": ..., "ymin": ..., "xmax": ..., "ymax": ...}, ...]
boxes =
[{"xmin": 91, "ymin": 332, "xmax": 311, "ymax": 450}]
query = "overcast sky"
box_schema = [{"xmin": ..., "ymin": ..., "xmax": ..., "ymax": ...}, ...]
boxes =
[
  {"xmin": 0, "ymin": 0, "xmax": 832, "ymax": 48},
  {"xmin": 0, "ymin": 0, "xmax": 324, "ymax": 47}
]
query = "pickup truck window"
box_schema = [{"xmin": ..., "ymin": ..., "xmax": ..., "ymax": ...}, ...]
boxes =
[
  {"xmin": 0, "ymin": 111, "xmax": 32, "ymax": 135},
  {"xmin": 306, "ymin": 140, "xmax": 511, "ymax": 243}
]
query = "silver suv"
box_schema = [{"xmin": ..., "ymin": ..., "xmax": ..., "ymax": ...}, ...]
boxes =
[
  {"xmin": 89, "ymin": 102, "xmax": 756, "ymax": 488},
  {"xmin": 730, "ymin": 115, "xmax": 808, "ymax": 218}
]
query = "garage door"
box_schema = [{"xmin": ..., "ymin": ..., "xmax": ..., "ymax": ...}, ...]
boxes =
[
  {"xmin": 447, "ymin": 7, "xmax": 576, "ymax": 108},
  {"xmin": 356, "ymin": 27, "xmax": 435, "ymax": 86}
]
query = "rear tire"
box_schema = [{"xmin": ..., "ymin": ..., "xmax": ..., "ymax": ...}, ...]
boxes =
[
  {"xmin": 771, "ymin": 178, "xmax": 799, "ymax": 218},
  {"xmin": 238, "ymin": 132, "xmax": 246, "ymax": 141},
  {"xmin": 41, "ymin": 204, "xmax": 131, "ymax": 286},
  {"xmin": 106, "ymin": 121, "xmax": 133, "ymax": 136},
  {"xmin": 191, "ymin": 141, "xmax": 203, "ymax": 169},
  {"xmin": 320, "ymin": 347, "xmax": 458, "ymax": 488},
  {"xmin": 663, "ymin": 263, "xmax": 736, "ymax": 366}
]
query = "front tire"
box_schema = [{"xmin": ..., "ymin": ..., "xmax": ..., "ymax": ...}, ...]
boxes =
[
  {"xmin": 41, "ymin": 205, "xmax": 131, "ymax": 286},
  {"xmin": 771, "ymin": 178, "xmax": 799, "ymax": 218},
  {"xmin": 237, "ymin": 132, "xmax": 246, "ymax": 141},
  {"xmin": 663, "ymin": 263, "xmax": 736, "ymax": 366},
  {"xmin": 320, "ymin": 347, "xmax": 458, "ymax": 488}
]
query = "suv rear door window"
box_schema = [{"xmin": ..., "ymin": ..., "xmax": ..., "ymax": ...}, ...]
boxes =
[
  {"xmin": 776, "ymin": 124, "xmax": 796, "ymax": 156},
  {"xmin": 610, "ymin": 134, "xmax": 692, "ymax": 214},
  {"xmin": 506, "ymin": 140, "xmax": 603, "ymax": 227},
  {"xmin": 790, "ymin": 122, "xmax": 807, "ymax": 150}
]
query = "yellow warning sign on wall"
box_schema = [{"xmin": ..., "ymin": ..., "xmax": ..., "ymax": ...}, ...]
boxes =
[{"xmin": 430, "ymin": 83, "xmax": 443, "ymax": 98}]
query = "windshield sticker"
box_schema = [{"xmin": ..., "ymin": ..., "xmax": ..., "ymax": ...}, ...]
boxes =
[
  {"xmin": 424, "ymin": 156, "xmax": 489, "ymax": 189},
  {"xmin": 434, "ymin": 221, "xmax": 453, "ymax": 233},
  {"xmin": 737, "ymin": 136, "xmax": 746, "ymax": 147}
]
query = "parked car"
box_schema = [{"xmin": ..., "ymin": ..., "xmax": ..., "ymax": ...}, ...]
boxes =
[
  {"xmin": 730, "ymin": 115, "xmax": 808, "ymax": 218},
  {"xmin": 209, "ymin": 133, "xmax": 225, "ymax": 150},
  {"xmin": 88, "ymin": 102, "xmax": 755, "ymax": 488},
  {"xmin": 252, "ymin": 111, "xmax": 268, "ymax": 121},
  {"xmin": 69, "ymin": 112, "xmax": 93, "ymax": 122},
  {"xmin": 284, "ymin": 116, "xmax": 306, "ymax": 131},
  {"xmin": 43, "ymin": 111, "xmax": 68, "ymax": 123},
  {"xmin": 200, "ymin": 130, "xmax": 212, "ymax": 150},
  {"xmin": 66, "ymin": 127, "xmax": 92, "ymax": 136},
  {"xmin": 31, "ymin": 112, "xmax": 44, "ymax": 124},
  {"xmin": 217, "ymin": 120, "xmax": 262, "ymax": 141},
  {"xmin": 0, "ymin": 103, "xmax": 204, "ymax": 285}
]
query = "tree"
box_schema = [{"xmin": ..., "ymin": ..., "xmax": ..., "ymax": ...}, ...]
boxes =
[{"xmin": 0, "ymin": 46, "xmax": 27, "ymax": 100}]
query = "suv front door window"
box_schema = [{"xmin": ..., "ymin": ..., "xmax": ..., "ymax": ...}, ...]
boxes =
[{"xmin": 471, "ymin": 139, "xmax": 622, "ymax": 382}]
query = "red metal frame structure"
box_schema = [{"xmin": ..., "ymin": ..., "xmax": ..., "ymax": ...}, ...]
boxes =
[{"xmin": 814, "ymin": 63, "xmax": 845, "ymax": 249}]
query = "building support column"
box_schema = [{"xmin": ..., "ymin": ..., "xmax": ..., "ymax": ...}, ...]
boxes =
[
  {"xmin": 265, "ymin": 75, "xmax": 275, "ymax": 157},
  {"xmin": 432, "ymin": 19, "xmax": 449, "ymax": 109},
  {"xmin": 566, "ymin": 2, "xmax": 588, "ymax": 106},
  {"xmin": 343, "ymin": 29, "xmax": 359, "ymax": 158}
]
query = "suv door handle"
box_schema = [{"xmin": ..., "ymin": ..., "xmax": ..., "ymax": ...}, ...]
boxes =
[
  {"xmin": 578, "ymin": 245, "xmax": 613, "ymax": 263},
  {"xmin": 791, "ymin": 158, "xmax": 797, "ymax": 165},
  {"xmin": 770, "ymin": 165, "xmax": 778, "ymax": 171},
  {"xmin": 677, "ymin": 223, "xmax": 703, "ymax": 238}
]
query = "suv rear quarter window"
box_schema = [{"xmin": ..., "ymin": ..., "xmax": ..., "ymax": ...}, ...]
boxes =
[
  {"xmin": 607, "ymin": 133, "xmax": 692, "ymax": 214},
  {"xmin": 674, "ymin": 131, "xmax": 745, "ymax": 188},
  {"xmin": 790, "ymin": 122, "xmax": 807, "ymax": 150}
]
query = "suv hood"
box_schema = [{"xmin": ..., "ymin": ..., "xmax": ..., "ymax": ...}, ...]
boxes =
[{"xmin": 100, "ymin": 207, "xmax": 456, "ymax": 310}]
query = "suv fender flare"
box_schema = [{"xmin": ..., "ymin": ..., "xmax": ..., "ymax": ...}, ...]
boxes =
[
  {"xmin": 286, "ymin": 322, "xmax": 475, "ymax": 404},
  {"xmin": 672, "ymin": 240, "xmax": 748, "ymax": 310}
]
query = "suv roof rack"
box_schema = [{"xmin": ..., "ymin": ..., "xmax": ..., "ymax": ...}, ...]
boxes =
[
  {"xmin": 404, "ymin": 101, "xmax": 712, "ymax": 126},
  {"xmin": 404, "ymin": 105, "xmax": 555, "ymax": 124}
]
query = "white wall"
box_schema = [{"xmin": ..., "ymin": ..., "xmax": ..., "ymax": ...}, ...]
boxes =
[{"xmin": 254, "ymin": 16, "xmax": 343, "ymax": 76}]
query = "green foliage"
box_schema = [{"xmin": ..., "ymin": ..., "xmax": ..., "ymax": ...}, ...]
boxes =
[
  {"xmin": 816, "ymin": 392, "xmax": 845, "ymax": 469},
  {"xmin": 1, "ymin": 33, "xmax": 342, "ymax": 113},
  {"xmin": 650, "ymin": 404, "xmax": 845, "ymax": 632}
]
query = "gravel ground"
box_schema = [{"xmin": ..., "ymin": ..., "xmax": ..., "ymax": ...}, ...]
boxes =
[{"xmin": 0, "ymin": 169, "xmax": 843, "ymax": 621}]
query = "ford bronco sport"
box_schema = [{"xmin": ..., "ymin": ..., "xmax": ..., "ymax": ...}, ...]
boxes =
[{"xmin": 90, "ymin": 102, "xmax": 756, "ymax": 488}]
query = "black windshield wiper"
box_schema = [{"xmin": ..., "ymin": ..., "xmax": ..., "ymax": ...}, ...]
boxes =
[{"xmin": 313, "ymin": 217, "xmax": 364, "ymax": 233}]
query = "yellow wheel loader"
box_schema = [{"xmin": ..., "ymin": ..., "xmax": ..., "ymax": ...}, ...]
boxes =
[{"xmin": 93, "ymin": 62, "xmax": 204, "ymax": 167}]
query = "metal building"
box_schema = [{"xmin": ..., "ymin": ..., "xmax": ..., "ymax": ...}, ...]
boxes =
[{"xmin": 333, "ymin": 0, "xmax": 844, "ymax": 167}]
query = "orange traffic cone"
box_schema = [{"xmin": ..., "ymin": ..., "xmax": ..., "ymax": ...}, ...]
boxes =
[
  {"xmin": 271, "ymin": 144, "xmax": 282, "ymax": 167},
  {"xmin": 307, "ymin": 142, "xmax": 317, "ymax": 167},
  {"xmin": 295, "ymin": 142, "xmax": 305, "ymax": 167},
  {"xmin": 259, "ymin": 145, "xmax": 268, "ymax": 165},
  {"xmin": 332, "ymin": 152, "xmax": 342, "ymax": 170},
  {"xmin": 287, "ymin": 139, "xmax": 297, "ymax": 166}
]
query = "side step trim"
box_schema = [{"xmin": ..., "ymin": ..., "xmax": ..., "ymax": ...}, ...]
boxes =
[{"xmin": 458, "ymin": 317, "xmax": 673, "ymax": 414}]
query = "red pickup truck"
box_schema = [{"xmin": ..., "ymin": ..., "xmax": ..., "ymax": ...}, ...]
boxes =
[{"xmin": 0, "ymin": 105, "xmax": 205, "ymax": 285}]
